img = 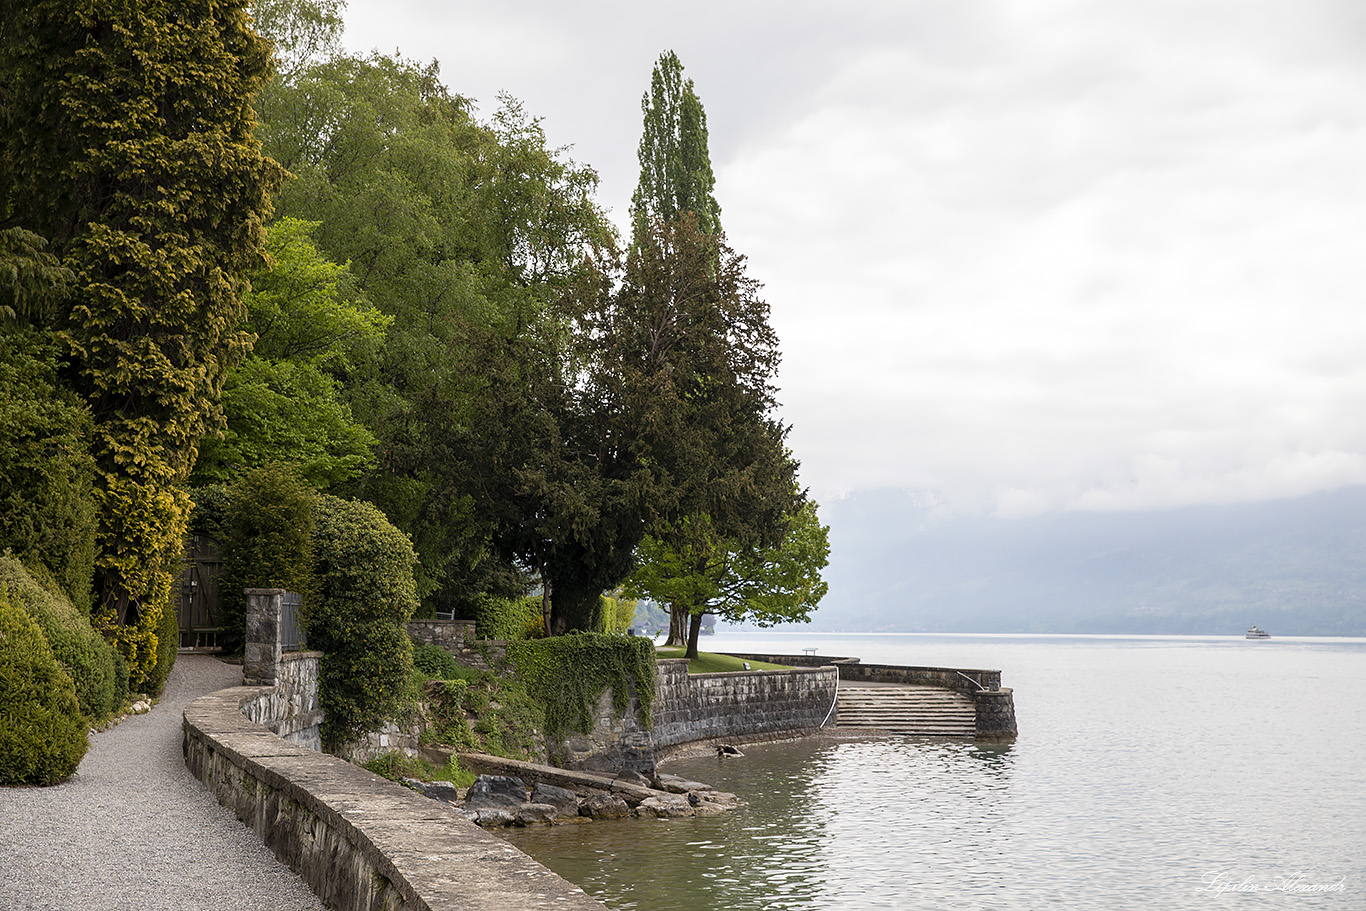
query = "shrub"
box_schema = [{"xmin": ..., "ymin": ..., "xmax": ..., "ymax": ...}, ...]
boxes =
[
  {"xmin": 507, "ymin": 633, "xmax": 656, "ymax": 746},
  {"xmin": 0, "ymin": 330, "xmax": 98, "ymax": 614},
  {"xmin": 0, "ymin": 584, "xmax": 89, "ymax": 784},
  {"xmin": 411, "ymin": 642, "xmax": 468, "ymax": 681},
  {"xmin": 0, "ymin": 555, "xmax": 121, "ymax": 720},
  {"xmin": 364, "ymin": 751, "xmax": 474, "ymax": 788},
  {"xmin": 420, "ymin": 674, "xmax": 545, "ymax": 762},
  {"xmin": 305, "ymin": 495, "xmax": 418, "ymax": 752},
  {"xmin": 144, "ymin": 587, "xmax": 181, "ymax": 697},
  {"xmin": 471, "ymin": 594, "xmax": 544, "ymax": 641},
  {"xmin": 216, "ymin": 465, "xmax": 316, "ymax": 655}
]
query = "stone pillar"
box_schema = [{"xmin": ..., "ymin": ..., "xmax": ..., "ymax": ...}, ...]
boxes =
[
  {"xmin": 243, "ymin": 588, "xmax": 285, "ymax": 686},
  {"xmin": 974, "ymin": 687, "xmax": 1018, "ymax": 741}
]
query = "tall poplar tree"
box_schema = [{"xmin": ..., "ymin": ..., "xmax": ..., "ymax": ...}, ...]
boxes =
[
  {"xmin": 0, "ymin": 0, "xmax": 284, "ymax": 688},
  {"xmin": 630, "ymin": 51, "xmax": 722, "ymax": 241},
  {"xmin": 625, "ymin": 51, "xmax": 812, "ymax": 655}
]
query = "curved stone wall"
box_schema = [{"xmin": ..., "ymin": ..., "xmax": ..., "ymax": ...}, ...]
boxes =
[
  {"xmin": 650, "ymin": 659, "xmax": 840, "ymax": 755},
  {"xmin": 182, "ymin": 686, "xmax": 605, "ymax": 911}
]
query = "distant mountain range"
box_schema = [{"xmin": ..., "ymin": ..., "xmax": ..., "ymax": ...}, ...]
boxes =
[{"xmin": 780, "ymin": 485, "xmax": 1366, "ymax": 636}]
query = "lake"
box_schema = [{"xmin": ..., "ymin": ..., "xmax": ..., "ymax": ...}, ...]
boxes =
[{"xmin": 500, "ymin": 632, "xmax": 1366, "ymax": 909}]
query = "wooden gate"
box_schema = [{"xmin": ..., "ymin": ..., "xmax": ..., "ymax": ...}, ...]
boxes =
[{"xmin": 178, "ymin": 534, "xmax": 223, "ymax": 649}]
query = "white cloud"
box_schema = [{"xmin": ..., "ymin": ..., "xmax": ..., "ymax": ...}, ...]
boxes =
[{"xmin": 341, "ymin": 0, "xmax": 1366, "ymax": 516}]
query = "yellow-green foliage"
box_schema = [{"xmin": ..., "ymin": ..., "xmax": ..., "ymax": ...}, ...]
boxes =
[
  {"xmin": 0, "ymin": 555, "xmax": 124, "ymax": 720},
  {"xmin": 0, "ymin": 0, "xmax": 284, "ymax": 696},
  {"xmin": 471, "ymin": 595, "xmax": 543, "ymax": 641},
  {"xmin": 0, "ymin": 585, "xmax": 89, "ymax": 785},
  {"xmin": 507, "ymin": 633, "xmax": 656, "ymax": 747}
]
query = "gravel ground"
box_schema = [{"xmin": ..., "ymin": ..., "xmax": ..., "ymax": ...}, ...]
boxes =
[{"xmin": 0, "ymin": 654, "xmax": 326, "ymax": 911}]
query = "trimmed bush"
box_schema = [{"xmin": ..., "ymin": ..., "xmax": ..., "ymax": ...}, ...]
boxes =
[
  {"xmin": 305, "ymin": 495, "xmax": 418, "ymax": 752},
  {"xmin": 0, "ymin": 555, "xmax": 122, "ymax": 720},
  {"xmin": 0, "ymin": 584, "xmax": 89, "ymax": 785},
  {"xmin": 471, "ymin": 594, "xmax": 543, "ymax": 641},
  {"xmin": 216, "ymin": 466, "xmax": 316, "ymax": 655}
]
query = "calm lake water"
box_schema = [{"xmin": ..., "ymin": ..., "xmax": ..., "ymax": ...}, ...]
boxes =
[{"xmin": 500, "ymin": 632, "xmax": 1366, "ymax": 910}]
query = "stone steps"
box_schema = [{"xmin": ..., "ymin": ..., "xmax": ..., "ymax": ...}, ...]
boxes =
[{"xmin": 836, "ymin": 685, "xmax": 976, "ymax": 736}]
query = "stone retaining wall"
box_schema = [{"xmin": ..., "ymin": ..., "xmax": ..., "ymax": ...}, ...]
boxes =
[
  {"xmin": 183, "ymin": 687, "xmax": 605, "ymax": 911},
  {"xmin": 407, "ymin": 618, "xmax": 477, "ymax": 651},
  {"xmin": 649, "ymin": 659, "xmax": 840, "ymax": 754},
  {"xmin": 722, "ymin": 652, "xmax": 1016, "ymax": 740}
]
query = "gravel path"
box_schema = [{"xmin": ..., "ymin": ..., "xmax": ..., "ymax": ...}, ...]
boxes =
[{"xmin": 0, "ymin": 653, "xmax": 326, "ymax": 911}]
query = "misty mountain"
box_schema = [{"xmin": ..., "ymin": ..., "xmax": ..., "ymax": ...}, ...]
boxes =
[{"xmin": 795, "ymin": 486, "xmax": 1366, "ymax": 636}]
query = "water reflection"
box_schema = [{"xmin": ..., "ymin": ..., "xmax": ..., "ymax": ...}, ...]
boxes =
[{"xmin": 500, "ymin": 735, "xmax": 1014, "ymax": 911}]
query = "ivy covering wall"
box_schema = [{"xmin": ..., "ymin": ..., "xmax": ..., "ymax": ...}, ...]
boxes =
[{"xmin": 507, "ymin": 633, "xmax": 656, "ymax": 745}]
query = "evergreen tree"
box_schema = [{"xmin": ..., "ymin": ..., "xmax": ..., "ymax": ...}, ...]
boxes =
[
  {"xmin": 630, "ymin": 51, "xmax": 722, "ymax": 241},
  {"xmin": 0, "ymin": 0, "xmax": 284, "ymax": 689}
]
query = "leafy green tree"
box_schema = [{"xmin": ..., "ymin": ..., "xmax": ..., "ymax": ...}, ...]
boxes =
[
  {"xmin": 253, "ymin": 39, "xmax": 615, "ymax": 612},
  {"xmin": 610, "ymin": 216, "xmax": 800, "ymax": 648},
  {"xmin": 631, "ymin": 51, "xmax": 722, "ymax": 240},
  {"xmin": 622, "ymin": 52, "xmax": 800, "ymax": 649},
  {"xmin": 190, "ymin": 218, "xmax": 386, "ymax": 490},
  {"xmin": 216, "ymin": 465, "xmax": 317, "ymax": 656},
  {"xmin": 626, "ymin": 499, "xmax": 828, "ymax": 658},
  {"xmin": 0, "ymin": 0, "xmax": 284, "ymax": 690}
]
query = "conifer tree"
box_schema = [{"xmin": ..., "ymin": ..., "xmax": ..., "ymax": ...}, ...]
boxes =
[{"xmin": 0, "ymin": 0, "xmax": 284, "ymax": 688}]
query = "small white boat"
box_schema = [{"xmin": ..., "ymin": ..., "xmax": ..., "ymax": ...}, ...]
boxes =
[{"xmin": 1245, "ymin": 626, "xmax": 1270, "ymax": 639}]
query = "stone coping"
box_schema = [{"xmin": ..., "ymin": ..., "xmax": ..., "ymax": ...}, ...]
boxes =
[{"xmin": 183, "ymin": 686, "xmax": 606, "ymax": 911}]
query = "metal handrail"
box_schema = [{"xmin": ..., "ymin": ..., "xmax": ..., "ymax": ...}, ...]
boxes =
[
  {"xmin": 820, "ymin": 669, "xmax": 840, "ymax": 728},
  {"xmin": 957, "ymin": 670, "xmax": 988, "ymax": 692}
]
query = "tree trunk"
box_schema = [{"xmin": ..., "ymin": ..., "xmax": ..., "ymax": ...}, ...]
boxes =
[
  {"xmin": 664, "ymin": 603, "xmax": 688, "ymax": 647},
  {"xmin": 685, "ymin": 610, "xmax": 704, "ymax": 660},
  {"xmin": 549, "ymin": 584, "xmax": 601, "ymax": 635}
]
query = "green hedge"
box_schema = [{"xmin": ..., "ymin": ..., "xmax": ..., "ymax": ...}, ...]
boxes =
[
  {"xmin": 0, "ymin": 584, "xmax": 89, "ymax": 785},
  {"xmin": 471, "ymin": 594, "xmax": 543, "ymax": 641},
  {"xmin": 0, "ymin": 555, "xmax": 123, "ymax": 720},
  {"xmin": 305, "ymin": 495, "xmax": 418, "ymax": 751},
  {"xmin": 0, "ymin": 330, "xmax": 98, "ymax": 614},
  {"xmin": 507, "ymin": 633, "xmax": 656, "ymax": 746}
]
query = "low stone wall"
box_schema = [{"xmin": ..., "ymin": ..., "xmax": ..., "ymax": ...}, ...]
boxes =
[
  {"xmin": 239, "ymin": 650, "xmax": 324, "ymax": 751},
  {"xmin": 407, "ymin": 618, "xmax": 477, "ymax": 651},
  {"xmin": 722, "ymin": 653, "xmax": 1001, "ymax": 693},
  {"xmin": 183, "ymin": 687, "xmax": 606, "ymax": 911},
  {"xmin": 650, "ymin": 659, "xmax": 839, "ymax": 755}
]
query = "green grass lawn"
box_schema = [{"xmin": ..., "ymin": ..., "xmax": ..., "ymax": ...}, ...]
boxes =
[{"xmin": 654, "ymin": 648, "xmax": 791, "ymax": 674}]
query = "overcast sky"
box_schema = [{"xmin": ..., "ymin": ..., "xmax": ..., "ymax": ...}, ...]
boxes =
[{"xmin": 342, "ymin": 0, "xmax": 1366, "ymax": 518}]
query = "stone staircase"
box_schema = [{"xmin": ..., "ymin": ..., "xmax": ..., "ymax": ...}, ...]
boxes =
[{"xmin": 836, "ymin": 685, "xmax": 977, "ymax": 736}]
